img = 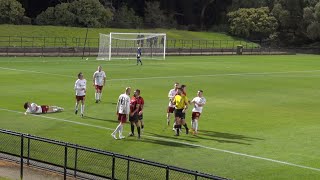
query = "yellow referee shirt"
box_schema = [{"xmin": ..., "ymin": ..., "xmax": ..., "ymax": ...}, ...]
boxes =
[{"xmin": 174, "ymin": 95, "xmax": 188, "ymax": 109}]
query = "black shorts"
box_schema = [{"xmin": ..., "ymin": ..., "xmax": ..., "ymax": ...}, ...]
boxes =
[
  {"xmin": 138, "ymin": 114, "xmax": 143, "ymax": 120},
  {"xmin": 174, "ymin": 109, "xmax": 184, "ymax": 119},
  {"xmin": 129, "ymin": 113, "xmax": 138, "ymax": 122}
]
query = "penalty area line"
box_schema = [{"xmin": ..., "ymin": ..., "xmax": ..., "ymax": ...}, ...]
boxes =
[{"xmin": 1, "ymin": 108, "xmax": 320, "ymax": 172}]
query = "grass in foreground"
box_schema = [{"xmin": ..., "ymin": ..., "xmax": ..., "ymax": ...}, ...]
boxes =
[{"xmin": 0, "ymin": 55, "xmax": 320, "ymax": 179}]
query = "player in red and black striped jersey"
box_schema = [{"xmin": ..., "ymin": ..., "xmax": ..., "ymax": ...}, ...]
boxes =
[
  {"xmin": 135, "ymin": 89, "xmax": 145, "ymax": 131},
  {"xmin": 129, "ymin": 90, "xmax": 141, "ymax": 139}
]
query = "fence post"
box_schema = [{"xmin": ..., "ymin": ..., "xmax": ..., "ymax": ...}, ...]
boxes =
[
  {"xmin": 126, "ymin": 156, "xmax": 130, "ymax": 180},
  {"xmin": 27, "ymin": 137, "xmax": 30, "ymax": 165},
  {"xmin": 20, "ymin": 134, "xmax": 24, "ymax": 180},
  {"xmin": 195, "ymin": 171, "xmax": 198, "ymax": 180},
  {"xmin": 166, "ymin": 166, "xmax": 169, "ymax": 180},
  {"xmin": 64, "ymin": 144, "xmax": 68, "ymax": 180},
  {"xmin": 74, "ymin": 145, "xmax": 78, "ymax": 177},
  {"xmin": 112, "ymin": 154, "xmax": 115, "ymax": 180}
]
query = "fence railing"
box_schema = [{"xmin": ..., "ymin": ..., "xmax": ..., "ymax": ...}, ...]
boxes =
[
  {"xmin": 0, "ymin": 36, "xmax": 259, "ymax": 49},
  {"xmin": 0, "ymin": 129, "xmax": 228, "ymax": 180}
]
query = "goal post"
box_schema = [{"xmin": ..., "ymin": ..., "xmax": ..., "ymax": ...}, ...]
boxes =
[{"xmin": 97, "ymin": 32, "xmax": 166, "ymax": 61}]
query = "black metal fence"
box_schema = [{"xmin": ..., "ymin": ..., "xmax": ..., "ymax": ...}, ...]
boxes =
[
  {"xmin": 0, "ymin": 129, "xmax": 228, "ymax": 180},
  {"xmin": 0, "ymin": 36, "xmax": 259, "ymax": 49}
]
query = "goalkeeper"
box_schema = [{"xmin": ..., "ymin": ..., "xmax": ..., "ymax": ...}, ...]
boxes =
[{"xmin": 136, "ymin": 46, "xmax": 142, "ymax": 65}]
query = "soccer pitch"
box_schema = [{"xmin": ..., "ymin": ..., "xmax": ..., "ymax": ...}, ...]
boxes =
[{"xmin": 1, "ymin": 55, "xmax": 320, "ymax": 179}]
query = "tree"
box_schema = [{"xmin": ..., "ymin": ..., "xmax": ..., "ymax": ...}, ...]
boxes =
[
  {"xmin": 144, "ymin": 1, "xmax": 168, "ymax": 28},
  {"xmin": 69, "ymin": 0, "xmax": 113, "ymax": 27},
  {"xmin": 228, "ymin": 7, "xmax": 278, "ymax": 40},
  {"xmin": 0, "ymin": 0, "xmax": 26, "ymax": 24},
  {"xmin": 303, "ymin": 1, "xmax": 320, "ymax": 40},
  {"xmin": 307, "ymin": 22, "xmax": 320, "ymax": 40},
  {"xmin": 112, "ymin": 4, "xmax": 143, "ymax": 28},
  {"xmin": 36, "ymin": 0, "xmax": 113, "ymax": 27}
]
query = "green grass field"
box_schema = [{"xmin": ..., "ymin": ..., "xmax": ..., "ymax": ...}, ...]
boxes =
[{"xmin": 1, "ymin": 55, "xmax": 320, "ymax": 179}]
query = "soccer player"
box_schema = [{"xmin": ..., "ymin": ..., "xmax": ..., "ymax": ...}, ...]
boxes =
[
  {"xmin": 93, "ymin": 65, "xmax": 106, "ymax": 103},
  {"xmin": 167, "ymin": 82, "xmax": 179, "ymax": 126},
  {"xmin": 136, "ymin": 46, "xmax": 142, "ymax": 65},
  {"xmin": 135, "ymin": 89, "xmax": 145, "ymax": 131},
  {"xmin": 129, "ymin": 90, "xmax": 141, "ymax": 139},
  {"xmin": 172, "ymin": 88, "xmax": 188, "ymax": 136},
  {"xmin": 74, "ymin": 72, "xmax": 86, "ymax": 117},
  {"xmin": 24, "ymin": 102, "xmax": 64, "ymax": 115},
  {"xmin": 111, "ymin": 87, "xmax": 131, "ymax": 140},
  {"xmin": 190, "ymin": 90, "xmax": 206, "ymax": 135},
  {"xmin": 180, "ymin": 84, "xmax": 190, "ymax": 134}
]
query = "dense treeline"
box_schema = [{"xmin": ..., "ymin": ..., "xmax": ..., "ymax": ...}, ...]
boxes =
[{"xmin": 0, "ymin": 0, "xmax": 320, "ymax": 46}]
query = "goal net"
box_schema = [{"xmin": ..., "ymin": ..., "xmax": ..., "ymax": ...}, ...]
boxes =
[{"xmin": 97, "ymin": 32, "xmax": 166, "ymax": 60}]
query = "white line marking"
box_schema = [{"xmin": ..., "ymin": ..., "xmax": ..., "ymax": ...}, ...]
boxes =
[
  {"xmin": 2, "ymin": 66, "xmax": 320, "ymax": 81},
  {"xmin": 1, "ymin": 107, "xmax": 320, "ymax": 172}
]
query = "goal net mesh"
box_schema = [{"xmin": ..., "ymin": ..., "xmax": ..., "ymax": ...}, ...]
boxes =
[{"xmin": 97, "ymin": 33, "xmax": 166, "ymax": 60}]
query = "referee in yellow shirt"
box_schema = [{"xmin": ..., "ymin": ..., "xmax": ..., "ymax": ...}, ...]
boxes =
[{"xmin": 172, "ymin": 88, "xmax": 189, "ymax": 136}]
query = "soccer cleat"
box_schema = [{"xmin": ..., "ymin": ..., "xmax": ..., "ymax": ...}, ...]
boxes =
[
  {"xmin": 95, "ymin": 100, "xmax": 99, "ymax": 103},
  {"xmin": 129, "ymin": 132, "xmax": 134, "ymax": 137},
  {"xmin": 75, "ymin": 110, "xmax": 78, "ymax": 115},
  {"xmin": 111, "ymin": 134, "xmax": 117, "ymax": 140},
  {"xmin": 186, "ymin": 128, "xmax": 189, "ymax": 135},
  {"xmin": 81, "ymin": 114, "xmax": 84, "ymax": 118},
  {"xmin": 119, "ymin": 136, "xmax": 125, "ymax": 139},
  {"xmin": 138, "ymin": 135, "xmax": 141, "ymax": 139}
]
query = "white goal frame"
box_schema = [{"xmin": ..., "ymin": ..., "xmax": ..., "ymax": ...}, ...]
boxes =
[{"xmin": 97, "ymin": 32, "xmax": 166, "ymax": 61}]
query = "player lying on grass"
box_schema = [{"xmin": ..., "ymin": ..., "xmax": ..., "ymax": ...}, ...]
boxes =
[{"xmin": 24, "ymin": 102, "xmax": 64, "ymax": 115}]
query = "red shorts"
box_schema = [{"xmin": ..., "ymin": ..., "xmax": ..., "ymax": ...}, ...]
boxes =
[
  {"xmin": 192, "ymin": 112, "xmax": 201, "ymax": 119},
  {"xmin": 167, "ymin": 107, "xmax": 175, "ymax": 113},
  {"xmin": 118, "ymin": 114, "xmax": 127, "ymax": 123},
  {"xmin": 95, "ymin": 85, "xmax": 103, "ymax": 91},
  {"xmin": 76, "ymin": 95, "xmax": 85, "ymax": 101},
  {"xmin": 41, "ymin": 105, "xmax": 49, "ymax": 113}
]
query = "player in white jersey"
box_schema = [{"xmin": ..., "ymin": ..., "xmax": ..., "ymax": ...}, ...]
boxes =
[
  {"xmin": 24, "ymin": 102, "xmax": 64, "ymax": 115},
  {"xmin": 190, "ymin": 90, "xmax": 206, "ymax": 135},
  {"xmin": 93, "ymin": 66, "xmax": 106, "ymax": 103},
  {"xmin": 167, "ymin": 82, "xmax": 179, "ymax": 126},
  {"xmin": 111, "ymin": 87, "xmax": 131, "ymax": 140},
  {"xmin": 74, "ymin": 72, "xmax": 87, "ymax": 117}
]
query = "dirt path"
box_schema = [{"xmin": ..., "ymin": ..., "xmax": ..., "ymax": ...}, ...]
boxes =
[{"xmin": 0, "ymin": 160, "xmax": 67, "ymax": 180}]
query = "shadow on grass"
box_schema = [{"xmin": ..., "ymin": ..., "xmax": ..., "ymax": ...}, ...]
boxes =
[
  {"xmin": 193, "ymin": 135, "xmax": 252, "ymax": 145},
  {"xmin": 146, "ymin": 132, "xmax": 198, "ymax": 143},
  {"xmin": 125, "ymin": 137, "xmax": 198, "ymax": 148},
  {"xmin": 195, "ymin": 129, "xmax": 264, "ymax": 145},
  {"xmin": 83, "ymin": 115, "xmax": 118, "ymax": 124}
]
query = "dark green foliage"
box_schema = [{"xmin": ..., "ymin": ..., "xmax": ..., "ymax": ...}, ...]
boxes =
[
  {"xmin": 144, "ymin": 1, "xmax": 168, "ymax": 28},
  {"xmin": 35, "ymin": 0, "xmax": 113, "ymax": 27},
  {"xmin": 228, "ymin": 7, "xmax": 278, "ymax": 40},
  {"xmin": 0, "ymin": 0, "xmax": 26, "ymax": 24},
  {"xmin": 112, "ymin": 4, "xmax": 143, "ymax": 28}
]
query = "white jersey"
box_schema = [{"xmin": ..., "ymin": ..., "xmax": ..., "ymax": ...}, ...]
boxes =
[
  {"xmin": 191, "ymin": 97, "xmax": 206, "ymax": 113},
  {"xmin": 74, "ymin": 79, "xmax": 87, "ymax": 96},
  {"xmin": 168, "ymin": 88, "xmax": 178, "ymax": 107},
  {"xmin": 93, "ymin": 71, "xmax": 106, "ymax": 86},
  {"xmin": 26, "ymin": 103, "xmax": 42, "ymax": 114},
  {"xmin": 117, "ymin": 93, "xmax": 130, "ymax": 114}
]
